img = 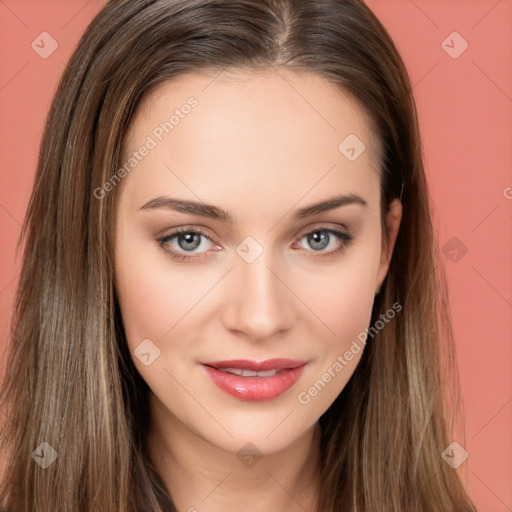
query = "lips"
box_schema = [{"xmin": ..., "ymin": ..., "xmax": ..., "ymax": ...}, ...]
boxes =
[
  {"xmin": 201, "ymin": 358, "xmax": 307, "ymax": 401},
  {"xmin": 210, "ymin": 367, "xmax": 282, "ymax": 377},
  {"xmin": 202, "ymin": 358, "xmax": 305, "ymax": 371}
]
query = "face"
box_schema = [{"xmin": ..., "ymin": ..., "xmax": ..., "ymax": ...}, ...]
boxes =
[{"xmin": 113, "ymin": 68, "xmax": 401, "ymax": 456}]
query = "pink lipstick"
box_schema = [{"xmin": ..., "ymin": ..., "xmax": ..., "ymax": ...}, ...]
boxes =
[{"xmin": 201, "ymin": 358, "xmax": 307, "ymax": 401}]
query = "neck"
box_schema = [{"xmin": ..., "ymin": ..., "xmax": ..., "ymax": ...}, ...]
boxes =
[{"xmin": 147, "ymin": 396, "xmax": 322, "ymax": 512}]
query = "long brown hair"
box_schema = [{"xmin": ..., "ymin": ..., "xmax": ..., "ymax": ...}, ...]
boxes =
[{"xmin": 0, "ymin": 1, "xmax": 477, "ymax": 510}]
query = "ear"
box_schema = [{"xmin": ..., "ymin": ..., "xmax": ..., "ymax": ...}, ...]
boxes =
[{"xmin": 375, "ymin": 198, "xmax": 402, "ymax": 294}]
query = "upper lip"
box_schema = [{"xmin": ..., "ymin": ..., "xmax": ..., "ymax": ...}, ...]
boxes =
[{"xmin": 201, "ymin": 358, "xmax": 307, "ymax": 371}]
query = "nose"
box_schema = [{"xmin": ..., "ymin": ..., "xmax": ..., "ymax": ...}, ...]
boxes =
[{"xmin": 220, "ymin": 249, "xmax": 296, "ymax": 342}]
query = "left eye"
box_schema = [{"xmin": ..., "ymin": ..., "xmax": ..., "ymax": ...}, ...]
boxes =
[
  {"xmin": 297, "ymin": 228, "xmax": 350, "ymax": 252},
  {"xmin": 157, "ymin": 225, "xmax": 354, "ymax": 262}
]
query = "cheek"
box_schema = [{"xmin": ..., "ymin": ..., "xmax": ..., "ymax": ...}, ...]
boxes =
[
  {"xmin": 296, "ymin": 248, "xmax": 380, "ymax": 351},
  {"xmin": 323, "ymin": 272, "xmax": 373, "ymax": 323},
  {"xmin": 114, "ymin": 229, "xmax": 225, "ymax": 363},
  {"xmin": 115, "ymin": 257, "xmax": 197, "ymax": 345},
  {"xmin": 114, "ymin": 241, "xmax": 203, "ymax": 398},
  {"xmin": 293, "ymin": 256, "xmax": 378, "ymax": 411},
  {"xmin": 114, "ymin": 225, "xmax": 182, "ymax": 347}
]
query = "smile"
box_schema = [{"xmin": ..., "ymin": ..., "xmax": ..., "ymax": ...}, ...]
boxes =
[
  {"xmin": 213, "ymin": 367, "xmax": 283, "ymax": 377},
  {"xmin": 200, "ymin": 358, "xmax": 307, "ymax": 401}
]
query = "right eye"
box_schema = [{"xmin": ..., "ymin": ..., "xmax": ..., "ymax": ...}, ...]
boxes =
[{"xmin": 157, "ymin": 227, "xmax": 222, "ymax": 262}]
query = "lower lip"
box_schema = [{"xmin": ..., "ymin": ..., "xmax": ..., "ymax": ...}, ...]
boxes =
[{"xmin": 201, "ymin": 364, "xmax": 307, "ymax": 401}]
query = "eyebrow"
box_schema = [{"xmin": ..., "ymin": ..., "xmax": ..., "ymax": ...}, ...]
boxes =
[{"xmin": 138, "ymin": 193, "xmax": 368, "ymax": 223}]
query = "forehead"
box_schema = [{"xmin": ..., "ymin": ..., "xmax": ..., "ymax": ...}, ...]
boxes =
[
  {"xmin": 117, "ymin": 68, "xmax": 381, "ymax": 212},
  {"xmin": 125, "ymin": 67, "xmax": 380, "ymax": 157}
]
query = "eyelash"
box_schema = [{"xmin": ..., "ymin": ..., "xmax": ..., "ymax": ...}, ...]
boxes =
[{"xmin": 156, "ymin": 225, "xmax": 354, "ymax": 262}]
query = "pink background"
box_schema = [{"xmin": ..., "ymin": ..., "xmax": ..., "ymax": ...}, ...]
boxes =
[{"xmin": 0, "ymin": 1, "xmax": 511, "ymax": 510}]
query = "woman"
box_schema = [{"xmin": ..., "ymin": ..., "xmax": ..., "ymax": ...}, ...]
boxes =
[{"xmin": 0, "ymin": 0, "xmax": 477, "ymax": 510}]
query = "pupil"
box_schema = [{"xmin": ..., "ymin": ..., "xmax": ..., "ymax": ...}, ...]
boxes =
[
  {"xmin": 309, "ymin": 231, "xmax": 328, "ymax": 250},
  {"xmin": 180, "ymin": 232, "xmax": 200, "ymax": 250}
]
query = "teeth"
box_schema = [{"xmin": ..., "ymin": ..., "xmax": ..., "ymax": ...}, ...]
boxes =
[
  {"xmin": 216, "ymin": 367, "xmax": 280, "ymax": 377},
  {"xmin": 254, "ymin": 369, "xmax": 279, "ymax": 377},
  {"xmin": 218, "ymin": 367, "xmax": 243, "ymax": 376}
]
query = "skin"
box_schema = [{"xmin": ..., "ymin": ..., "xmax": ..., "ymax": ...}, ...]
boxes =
[{"xmin": 114, "ymin": 67, "xmax": 402, "ymax": 512}]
